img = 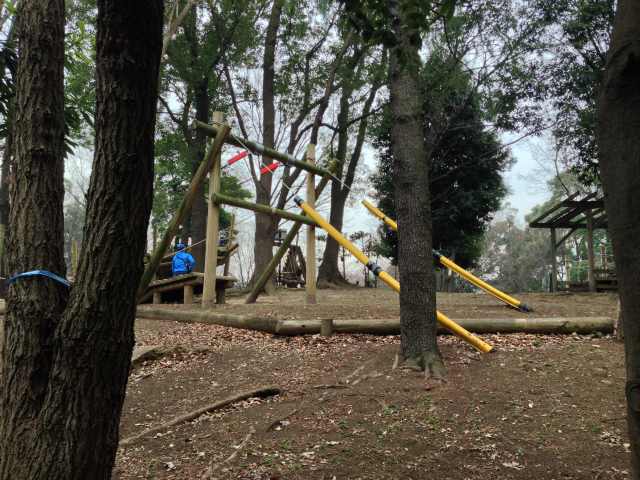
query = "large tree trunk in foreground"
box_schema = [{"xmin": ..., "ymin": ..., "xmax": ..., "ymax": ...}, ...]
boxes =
[
  {"xmin": 0, "ymin": 1, "xmax": 163, "ymax": 478},
  {"xmin": 597, "ymin": 1, "xmax": 640, "ymax": 475},
  {"xmin": 388, "ymin": 0, "xmax": 443, "ymax": 376},
  {"xmin": 0, "ymin": 1, "xmax": 68, "ymax": 476},
  {"xmin": 250, "ymin": 0, "xmax": 284, "ymax": 294}
]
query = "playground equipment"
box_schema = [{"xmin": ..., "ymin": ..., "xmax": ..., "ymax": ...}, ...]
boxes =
[
  {"xmin": 189, "ymin": 115, "xmax": 494, "ymax": 352},
  {"xmin": 362, "ymin": 200, "xmax": 532, "ymax": 313},
  {"xmin": 293, "ymin": 196, "xmax": 493, "ymax": 353}
]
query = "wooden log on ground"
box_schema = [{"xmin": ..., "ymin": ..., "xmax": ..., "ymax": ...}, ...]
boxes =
[
  {"xmin": 136, "ymin": 306, "xmax": 279, "ymax": 332},
  {"xmin": 119, "ymin": 385, "xmax": 281, "ymax": 447},
  {"xmin": 274, "ymin": 317, "xmax": 614, "ymax": 336},
  {"xmin": 135, "ymin": 307, "xmax": 613, "ymax": 336}
]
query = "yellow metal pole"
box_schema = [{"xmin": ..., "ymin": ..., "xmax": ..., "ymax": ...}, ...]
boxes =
[
  {"xmin": 362, "ymin": 200, "xmax": 531, "ymax": 312},
  {"xmin": 296, "ymin": 197, "xmax": 493, "ymax": 353}
]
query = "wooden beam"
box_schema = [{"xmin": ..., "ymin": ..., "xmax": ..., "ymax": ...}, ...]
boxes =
[
  {"xmin": 211, "ymin": 192, "xmax": 318, "ymax": 226},
  {"xmin": 202, "ymin": 111, "xmax": 224, "ymax": 307},
  {"xmin": 195, "ymin": 120, "xmax": 333, "ymax": 178},
  {"xmin": 305, "ymin": 144, "xmax": 317, "ymax": 305},
  {"xmin": 528, "ymin": 192, "xmax": 580, "ymax": 226}
]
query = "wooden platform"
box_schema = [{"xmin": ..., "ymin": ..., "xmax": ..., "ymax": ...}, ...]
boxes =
[{"xmin": 141, "ymin": 272, "xmax": 236, "ymax": 305}]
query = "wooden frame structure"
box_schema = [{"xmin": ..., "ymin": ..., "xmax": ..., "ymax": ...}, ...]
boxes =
[
  {"xmin": 529, "ymin": 192, "xmax": 610, "ymax": 292},
  {"xmin": 196, "ymin": 115, "xmax": 334, "ymax": 306}
]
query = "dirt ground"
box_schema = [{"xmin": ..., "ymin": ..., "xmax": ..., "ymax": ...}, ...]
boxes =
[{"xmin": 116, "ymin": 290, "xmax": 629, "ymax": 479}]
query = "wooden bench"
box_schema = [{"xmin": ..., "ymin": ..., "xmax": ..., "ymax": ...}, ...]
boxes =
[{"xmin": 141, "ymin": 272, "xmax": 237, "ymax": 305}]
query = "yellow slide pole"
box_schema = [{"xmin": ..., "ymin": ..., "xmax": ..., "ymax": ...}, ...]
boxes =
[
  {"xmin": 362, "ymin": 200, "xmax": 532, "ymax": 313},
  {"xmin": 295, "ymin": 197, "xmax": 493, "ymax": 353}
]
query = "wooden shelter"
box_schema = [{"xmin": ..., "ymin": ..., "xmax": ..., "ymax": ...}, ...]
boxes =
[{"xmin": 528, "ymin": 192, "xmax": 613, "ymax": 292}]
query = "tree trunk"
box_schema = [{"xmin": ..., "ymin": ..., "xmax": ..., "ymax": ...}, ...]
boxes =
[
  {"xmin": 0, "ymin": 118, "xmax": 12, "ymax": 277},
  {"xmin": 388, "ymin": 0, "xmax": 443, "ymax": 377},
  {"xmin": 181, "ymin": 6, "xmax": 209, "ymax": 270},
  {"xmin": 250, "ymin": 0, "xmax": 284, "ymax": 294},
  {"xmin": 596, "ymin": 1, "xmax": 640, "ymax": 475},
  {"xmin": 318, "ymin": 61, "xmax": 379, "ymax": 288},
  {"xmin": 189, "ymin": 78, "xmax": 210, "ymax": 270},
  {"xmin": 0, "ymin": 18, "xmax": 16, "ymax": 278},
  {"xmin": 0, "ymin": 1, "xmax": 163, "ymax": 478},
  {"xmin": 0, "ymin": 0, "xmax": 68, "ymax": 475},
  {"xmin": 318, "ymin": 86, "xmax": 351, "ymax": 287}
]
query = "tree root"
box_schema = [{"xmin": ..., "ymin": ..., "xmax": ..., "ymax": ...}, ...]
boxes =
[
  {"xmin": 119, "ymin": 385, "xmax": 281, "ymax": 447},
  {"xmin": 395, "ymin": 350, "xmax": 447, "ymax": 389}
]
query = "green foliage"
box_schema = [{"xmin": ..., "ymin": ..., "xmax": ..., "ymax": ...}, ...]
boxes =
[
  {"xmin": 370, "ymin": 51, "xmax": 512, "ymax": 268},
  {"xmin": 342, "ymin": 0, "xmax": 455, "ymax": 48},
  {"xmin": 534, "ymin": 0, "xmax": 614, "ymax": 185}
]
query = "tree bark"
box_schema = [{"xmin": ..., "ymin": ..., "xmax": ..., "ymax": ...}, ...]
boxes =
[
  {"xmin": 318, "ymin": 83, "xmax": 351, "ymax": 288},
  {"xmin": 190, "ymin": 78, "xmax": 210, "ymax": 270},
  {"xmin": 318, "ymin": 73, "xmax": 379, "ymax": 287},
  {"xmin": 388, "ymin": 0, "xmax": 443, "ymax": 377},
  {"xmin": 596, "ymin": 1, "xmax": 640, "ymax": 475},
  {"xmin": 0, "ymin": 1, "xmax": 68, "ymax": 475},
  {"xmin": 0, "ymin": 1, "xmax": 163, "ymax": 478},
  {"xmin": 250, "ymin": 0, "xmax": 284, "ymax": 294},
  {"xmin": 0, "ymin": 17, "xmax": 16, "ymax": 278},
  {"xmin": 181, "ymin": 7, "xmax": 210, "ymax": 270}
]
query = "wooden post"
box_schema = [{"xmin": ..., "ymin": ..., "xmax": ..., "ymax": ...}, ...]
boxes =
[
  {"xmin": 183, "ymin": 284, "xmax": 194, "ymax": 304},
  {"xmin": 320, "ymin": 318, "xmax": 334, "ymax": 337},
  {"xmin": 202, "ymin": 111, "xmax": 224, "ymax": 307},
  {"xmin": 586, "ymin": 213, "xmax": 596, "ymax": 292},
  {"xmin": 153, "ymin": 292, "xmax": 162, "ymax": 304},
  {"xmin": 550, "ymin": 228, "xmax": 558, "ymax": 292},
  {"xmin": 305, "ymin": 144, "xmax": 317, "ymax": 305}
]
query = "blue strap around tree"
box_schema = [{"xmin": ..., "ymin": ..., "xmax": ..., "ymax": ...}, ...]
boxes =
[{"xmin": 7, "ymin": 270, "xmax": 71, "ymax": 288}]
